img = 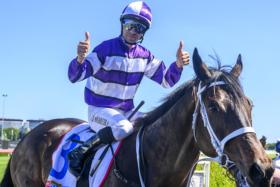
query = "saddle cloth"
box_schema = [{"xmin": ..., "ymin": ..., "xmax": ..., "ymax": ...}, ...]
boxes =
[{"xmin": 46, "ymin": 123, "xmax": 121, "ymax": 187}]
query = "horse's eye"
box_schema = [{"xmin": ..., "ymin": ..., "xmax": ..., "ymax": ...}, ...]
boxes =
[{"xmin": 208, "ymin": 102, "xmax": 220, "ymax": 112}]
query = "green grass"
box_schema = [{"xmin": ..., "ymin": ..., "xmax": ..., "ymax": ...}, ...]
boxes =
[
  {"xmin": 209, "ymin": 162, "xmax": 235, "ymax": 187},
  {"xmin": 0, "ymin": 154, "xmax": 10, "ymax": 181}
]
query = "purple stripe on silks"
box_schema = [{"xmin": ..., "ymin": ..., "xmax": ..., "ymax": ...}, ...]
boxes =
[
  {"xmin": 94, "ymin": 68, "xmax": 144, "ymax": 85},
  {"xmin": 84, "ymin": 88, "xmax": 134, "ymax": 112},
  {"xmin": 140, "ymin": 3, "xmax": 152, "ymax": 22},
  {"xmin": 68, "ymin": 58, "xmax": 93, "ymax": 83},
  {"xmin": 83, "ymin": 59, "xmax": 94, "ymax": 78},
  {"xmin": 94, "ymin": 37, "xmax": 127, "ymax": 61},
  {"xmin": 150, "ymin": 62, "xmax": 166, "ymax": 84},
  {"xmin": 150, "ymin": 62, "xmax": 182, "ymax": 87},
  {"xmin": 164, "ymin": 62, "xmax": 182, "ymax": 87},
  {"xmin": 95, "ymin": 37, "xmax": 151, "ymax": 60},
  {"xmin": 91, "ymin": 49, "xmax": 105, "ymax": 65},
  {"xmin": 131, "ymin": 44, "xmax": 151, "ymax": 59}
]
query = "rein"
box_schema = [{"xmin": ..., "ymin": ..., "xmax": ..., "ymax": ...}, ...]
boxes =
[{"xmin": 188, "ymin": 81, "xmax": 255, "ymax": 187}]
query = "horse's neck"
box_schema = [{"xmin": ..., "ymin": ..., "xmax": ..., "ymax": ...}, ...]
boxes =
[{"xmin": 144, "ymin": 90, "xmax": 200, "ymax": 185}]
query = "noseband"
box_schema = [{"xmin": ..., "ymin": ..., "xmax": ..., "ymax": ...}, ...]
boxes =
[{"xmin": 190, "ymin": 81, "xmax": 255, "ymax": 187}]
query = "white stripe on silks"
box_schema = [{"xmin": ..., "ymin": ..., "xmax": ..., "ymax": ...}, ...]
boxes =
[
  {"xmin": 127, "ymin": 1, "xmax": 142, "ymax": 14},
  {"xmin": 77, "ymin": 68, "xmax": 88, "ymax": 82},
  {"xmin": 160, "ymin": 69, "xmax": 171, "ymax": 88},
  {"xmin": 103, "ymin": 56, "xmax": 148, "ymax": 73},
  {"xmin": 86, "ymin": 52, "xmax": 102, "ymax": 74},
  {"xmin": 86, "ymin": 77, "xmax": 139, "ymax": 100},
  {"xmin": 144, "ymin": 58, "xmax": 162, "ymax": 78}
]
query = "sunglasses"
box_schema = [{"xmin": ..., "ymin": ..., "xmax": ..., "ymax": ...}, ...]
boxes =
[{"xmin": 123, "ymin": 20, "xmax": 148, "ymax": 34}]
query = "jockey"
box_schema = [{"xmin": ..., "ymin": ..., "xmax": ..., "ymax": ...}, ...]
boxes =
[{"xmin": 67, "ymin": 1, "xmax": 190, "ymax": 177}]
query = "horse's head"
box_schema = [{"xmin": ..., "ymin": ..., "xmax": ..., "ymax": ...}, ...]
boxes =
[{"xmin": 192, "ymin": 48, "xmax": 274, "ymax": 187}]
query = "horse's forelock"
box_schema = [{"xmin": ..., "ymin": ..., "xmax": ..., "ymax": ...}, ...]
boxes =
[{"xmin": 212, "ymin": 67, "xmax": 246, "ymax": 105}]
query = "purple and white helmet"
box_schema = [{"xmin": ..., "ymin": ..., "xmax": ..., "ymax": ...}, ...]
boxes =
[{"xmin": 120, "ymin": 1, "xmax": 152, "ymax": 28}]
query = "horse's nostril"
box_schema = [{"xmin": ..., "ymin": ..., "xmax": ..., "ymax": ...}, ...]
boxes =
[
  {"xmin": 249, "ymin": 163, "xmax": 265, "ymax": 182},
  {"xmin": 265, "ymin": 166, "xmax": 275, "ymax": 182},
  {"xmin": 249, "ymin": 162, "xmax": 271, "ymax": 186}
]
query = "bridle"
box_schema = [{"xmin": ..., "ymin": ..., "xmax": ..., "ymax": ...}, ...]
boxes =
[{"xmin": 188, "ymin": 80, "xmax": 255, "ymax": 187}]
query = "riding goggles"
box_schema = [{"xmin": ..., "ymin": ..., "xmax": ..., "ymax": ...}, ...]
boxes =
[{"xmin": 122, "ymin": 19, "xmax": 148, "ymax": 34}]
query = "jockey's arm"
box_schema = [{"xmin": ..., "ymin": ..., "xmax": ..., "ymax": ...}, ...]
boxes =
[
  {"xmin": 68, "ymin": 32, "xmax": 104, "ymax": 83},
  {"xmin": 144, "ymin": 41, "xmax": 189, "ymax": 88},
  {"xmin": 68, "ymin": 32, "xmax": 93, "ymax": 83},
  {"xmin": 144, "ymin": 58, "xmax": 183, "ymax": 88},
  {"xmin": 68, "ymin": 58, "xmax": 94, "ymax": 83}
]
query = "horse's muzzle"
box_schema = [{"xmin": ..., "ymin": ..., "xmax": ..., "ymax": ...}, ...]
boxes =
[{"xmin": 248, "ymin": 162, "xmax": 274, "ymax": 187}]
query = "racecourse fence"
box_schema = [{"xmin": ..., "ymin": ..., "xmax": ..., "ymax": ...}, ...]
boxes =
[{"xmin": 191, "ymin": 159, "xmax": 210, "ymax": 187}]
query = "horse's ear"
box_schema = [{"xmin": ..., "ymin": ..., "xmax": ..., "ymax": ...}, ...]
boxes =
[
  {"xmin": 193, "ymin": 48, "xmax": 212, "ymax": 81},
  {"xmin": 230, "ymin": 54, "xmax": 243, "ymax": 78}
]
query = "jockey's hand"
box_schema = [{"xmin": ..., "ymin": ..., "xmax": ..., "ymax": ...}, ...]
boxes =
[
  {"xmin": 77, "ymin": 32, "xmax": 90, "ymax": 64},
  {"xmin": 176, "ymin": 41, "xmax": 190, "ymax": 68}
]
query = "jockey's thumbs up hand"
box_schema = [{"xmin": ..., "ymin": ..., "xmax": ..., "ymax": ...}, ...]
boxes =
[
  {"xmin": 176, "ymin": 40, "xmax": 190, "ymax": 68},
  {"xmin": 77, "ymin": 32, "xmax": 91, "ymax": 64}
]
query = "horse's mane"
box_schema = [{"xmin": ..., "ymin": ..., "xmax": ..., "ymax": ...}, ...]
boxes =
[
  {"xmin": 137, "ymin": 60, "xmax": 246, "ymax": 127},
  {"xmin": 138, "ymin": 80, "xmax": 196, "ymax": 126}
]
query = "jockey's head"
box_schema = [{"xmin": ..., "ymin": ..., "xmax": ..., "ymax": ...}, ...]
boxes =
[
  {"xmin": 120, "ymin": 1, "xmax": 152, "ymax": 45},
  {"xmin": 276, "ymin": 139, "xmax": 280, "ymax": 153}
]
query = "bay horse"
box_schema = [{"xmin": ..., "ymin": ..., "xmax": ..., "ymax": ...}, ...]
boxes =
[{"xmin": 1, "ymin": 48, "xmax": 274, "ymax": 187}]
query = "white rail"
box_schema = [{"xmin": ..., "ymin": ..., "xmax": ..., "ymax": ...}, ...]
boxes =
[{"xmin": 191, "ymin": 159, "xmax": 210, "ymax": 187}]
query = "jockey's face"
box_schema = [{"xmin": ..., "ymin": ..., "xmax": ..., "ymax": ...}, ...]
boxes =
[
  {"xmin": 122, "ymin": 28, "xmax": 143, "ymax": 44},
  {"xmin": 122, "ymin": 19, "xmax": 147, "ymax": 44}
]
